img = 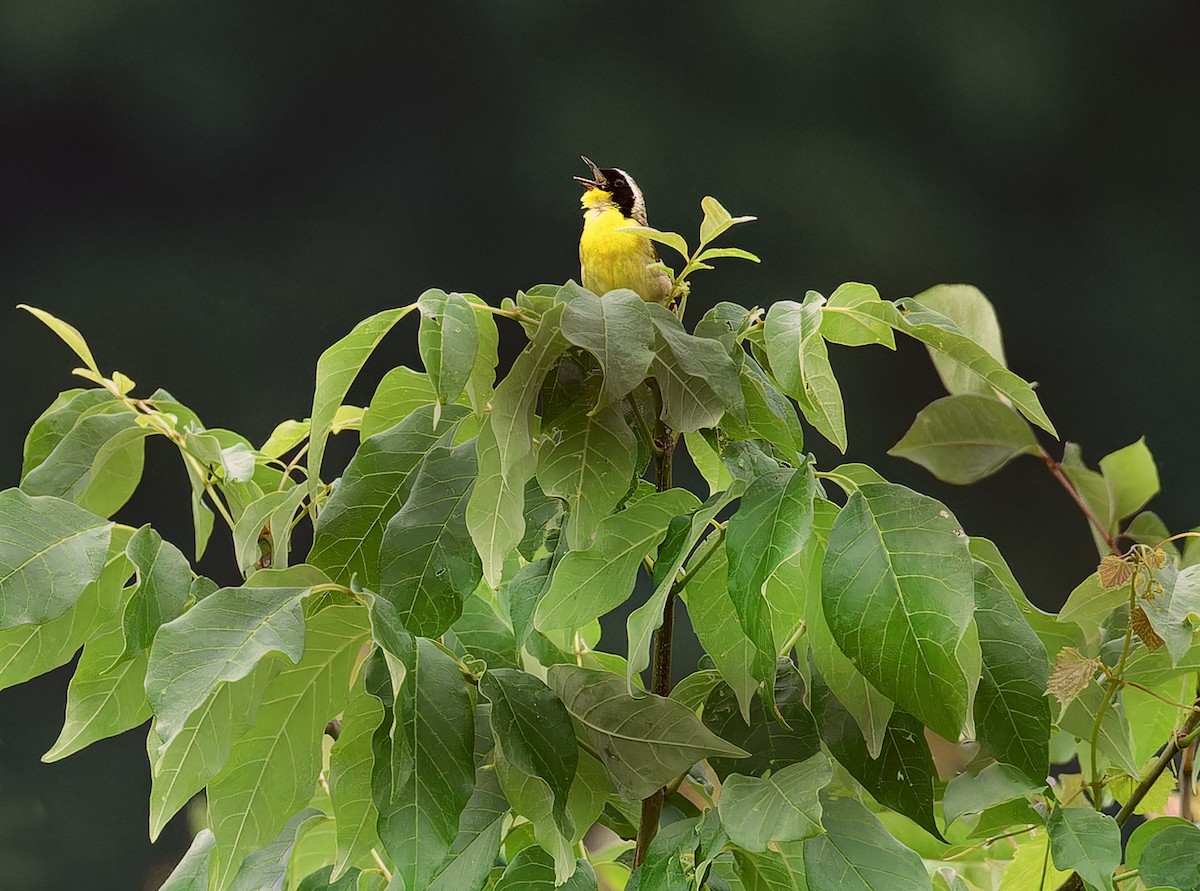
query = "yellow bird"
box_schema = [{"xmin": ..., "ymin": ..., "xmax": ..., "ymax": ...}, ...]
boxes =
[{"xmin": 575, "ymin": 156, "xmax": 673, "ymax": 304}]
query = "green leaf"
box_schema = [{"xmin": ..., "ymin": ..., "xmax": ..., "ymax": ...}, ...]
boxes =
[
  {"xmin": 683, "ymin": 430, "xmax": 734, "ymax": 496},
  {"xmin": 308, "ymin": 304, "xmax": 416, "ymax": 499},
  {"xmin": 224, "ymin": 808, "xmax": 325, "ymax": 891},
  {"xmin": 808, "ymin": 666, "xmax": 942, "ymax": 842},
  {"xmin": 0, "ymin": 488, "xmax": 114, "ymax": 630},
  {"xmin": 1058, "ymin": 572, "xmax": 1125, "ymax": 646},
  {"xmin": 972, "ymin": 558, "xmax": 1051, "ymax": 781},
  {"xmin": 467, "ymin": 303, "xmax": 569, "ymax": 587},
  {"xmin": 121, "ymin": 525, "xmax": 192, "ymax": 659},
  {"xmin": 617, "ymin": 225, "xmax": 689, "ymax": 261},
  {"xmin": 147, "ymin": 665, "xmax": 276, "ymax": 842},
  {"xmin": 462, "ymin": 296, "xmax": 500, "ymax": 417},
  {"xmin": 494, "ymin": 846, "xmax": 597, "ymax": 891},
  {"xmin": 703, "ymin": 660, "xmax": 822, "ymax": 780},
  {"xmin": 426, "ymin": 719, "xmax": 509, "ymax": 891},
  {"xmin": 1046, "ymin": 807, "xmax": 1119, "ymax": 891},
  {"xmin": 803, "ymin": 795, "xmax": 933, "ymax": 891},
  {"xmin": 560, "ymin": 288, "xmax": 657, "ymax": 411},
  {"xmin": 723, "ymin": 357, "xmax": 803, "ymax": 463},
  {"xmin": 727, "ymin": 465, "xmax": 815, "ymax": 713},
  {"xmin": 1098, "ymin": 437, "xmax": 1159, "ymax": 521},
  {"xmin": 649, "ymin": 304, "xmax": 744, "ymax": 432},
  {"xmin": 206, "ymin": 606, "xmax": 367, "ymax": 891},
  {"xmin": 309, "ymin": 404, "xmax": 467, "ymax": 590},
  {"xmin": 20, "ymin": 402, "xmax": 151, "ymax": 517},
  {"xmin": 161, "ymin": 828, "xmax": 215, "ymax": 890},
  {"xmin": 548, "ymin": 664, "xmax": 747, "ymax": 799},
  {"xmin": 259, "ymin": 419, "xmax": 310, "ymax": 459},
  {"xmin": 418, "ymin": 289, "xmax": 481, "ymax": 413},
  {"xmin": 805, "ymin": 500, "xmax": 894, "ymax": 758},
  {"xmin": 627, "ymin": 485, "xmax": 741, "ymax": 688},
  {"xmin": 18, "ymin": 304, "xmax": 101, "ymax": 374},
  {"xmin": 536, "ymin": 401, "xmax": 637, "ymax": 550},
  {"xmin": 327, "ymin": 680, "xmax": 384, "ymax": 878},
  {"xmin": 909, "ymin": 285, "xmax": 1007, "ymax": 397},
  {"xmin": 1058, "ymin": 682, "xmax": 1139, "ymax": 776},
  {"xmin": 732, "ymin": 843, "xmax": 809, "ymax": 891},
  {"xmin": 232, "ymin": 486, "xmax": 307, "ymax": 577},
  {"xmin": 699, "ymin": 195, "xmax": 756, "ymax": 246},
  {"xmin": 821, "ymin": 482, "xmax": 974, "ymax": 740},
  {"xmin": 379, "ymin": 440, "xmax": 481, "ymax": 637},
  {"xmin": 447, "ymin": 591, "xmax": 520, "ymax": 670},
  {"xmin": 680, "ymin": 540, "xmax": 758, "ymax": 719},
  {"xmin": 370, "ymin": 638, "xmax": 476, "ymax": 891},
  {"xmin": 626, "ymin": 816, "xmax": 697, "ymax": 891},
  {"xmin": 871, "ymin": 297, "xmax": 1056, "ymax": 437},
  {"xmin": 942, "ymin": 762, "xmax": 1045, "ymax": 828},
  {"xmin": 889, "ymin": 394, "xmax": 1038, "ymax": 485},
  {"xmin": 696, "ymin": 246, "xmax": 761, "ymax": 264},
  {"xmin": 482, "ymin": 668, "xmax": 578, "ymax": 837},
  {"xmin": 719, "ymin": 753, "xmax": 830, "ymax": 852},
  {"xmin": 1143, "ymin": 564, "xmax": 1200, "ymax": 666},
  {"xmin": 668, "ymin": 669, "xmax": 723, "ymax": 713},
  {"xmin": 145, "ymin": 583, "xmax": 309, "ymax": 748},
  {"xmin": 22, "ymin": 389, "xmax": 113, "ymax": 476},
  {"xmin": 1140, "ymin": 823, "xmax": 1200, "ymax": 890},
  {"xmin": 997, "ymin": 834, "xmax": 1072, "ymax": 890},
  {"xmin": 820, "ymin": 282, "xmax": 896, "ymax": 349},
  {"xmin": 361, "ymin": 367, "xmax": 436, "ymax": 439},
  {"xmin": 764, "ymin": 295, "xmax": 847, "ymax": 452},
  {"xmin": 534, "ymin": 488, "xmax": 698, "ymax": 632},
  {"xmin": 42, "ymin": 611, "xmax": 150, "ymax": 761}
]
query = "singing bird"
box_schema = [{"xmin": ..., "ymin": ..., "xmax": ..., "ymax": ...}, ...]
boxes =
[{"xmin": 575, "ymin": 156, "xmax": 673, "ymax": 304}]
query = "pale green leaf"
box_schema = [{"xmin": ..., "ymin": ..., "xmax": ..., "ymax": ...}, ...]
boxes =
[
  {"xmin": 719, "ymin": 754, "xmax": 830, "ymax": 852},
  {"xmin": 232, "ymin": 486, "xmax": 307, "ymax": 577},
  {"xmin": 418, "ymin": 289, "xmax": 481, "ymax": 411},
  {"xmin": 161, "ymin": 828, "xmax": 215, "ymax": 891},
  {"xmin": 1099, "ymin": 437, "xmax": 1159, "ymax": 522},
  {"xmin": 308, "ymin": 304, "xmax": 417, "ymax": 499},
  {"xmin": 820, "ymin": 282, "xmax": 896, "ymax": 349},
  {"xmin": 548, "ymin": 664, "xmax": 747, "ymax": 800},
  {"xmin": 206, "ymin": 606, "xmax": 368, "ymax": 890},
  {"xmin": 0, "ymin": 488, "xmax": 113, "ymax": 629},
  {"xmin": 361, "ymin": 367, "xmax": 437, "ymax": 439},
  {"xmin": 145, "ymin": 583, "xmax": 309, "ymax": 748},
  {"xmin": 699, "ymin": 195, "xmax": 756, "ymax": 246},
  {"xmin": 889, "ymin": 394, "xmax": 1038, "ymax": 484},
  {"xmin": 764, "ymin": 296, "xmax": 847, "ymax": 452},
  {"xmin": 803, "ymin": 795, "xmax": 933, "ymax": 891},
  {"xmin": 616, "ymin": 225, "xmax": 689, "ymax": 260},
  {"xmin": 18, "ymin": 304, "xmax": 101, "ymax": 374},
  {"xmin": 467, "ymin": 303, "xmax": 568, "ymax": 587},
  {"xmin": 328, "ymin": 681, "xmax": 384, "ymax": 878},
  {"xmin": 909, "ymin": 284, "xmax": 1006, "ymax": 397},
  {"xmin": 1046, "ymin": 807, "xmax": 1119, "ymax": 891},
  {"xmin": 1143, "ymin": 564, "xmax": 1200, "ymax": 665},
  {"xmin": 732, "ymin": 843, "xmax": 809, "ymax": 891}
]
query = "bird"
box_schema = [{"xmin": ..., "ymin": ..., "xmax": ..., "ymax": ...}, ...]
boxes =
[{"xmin": 575, "ymin": 156, "xmax": 673, "ymax": 304}]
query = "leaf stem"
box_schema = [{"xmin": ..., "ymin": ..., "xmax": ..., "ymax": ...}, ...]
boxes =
[
  {"xmin": 635, "ymin": 383, "xmax": 675, "ymax": 868},
  {"xmin": 1037, "ymin": 443, "xmax": 1118, "ymax": 555}
]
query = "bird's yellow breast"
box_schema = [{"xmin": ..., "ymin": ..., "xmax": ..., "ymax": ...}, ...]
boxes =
[{"xmin": 579, "ymin": 204, "xmax": 648, "ymax": 261}]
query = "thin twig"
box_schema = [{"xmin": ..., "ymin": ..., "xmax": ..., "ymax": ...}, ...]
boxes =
[{"xmin": 1037, "ymin": 444, "xmax": 1118, "ymax": 554}]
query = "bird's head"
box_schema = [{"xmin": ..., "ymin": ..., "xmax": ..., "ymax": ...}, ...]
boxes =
[{"xmin": 574, "ymin": 156, "xmax": 648, "ymax": 225}]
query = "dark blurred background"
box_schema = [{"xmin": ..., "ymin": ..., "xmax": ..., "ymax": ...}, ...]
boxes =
[{"xmin": 1, "ymin": 3, "xmax": 1197, "ymax": 888}]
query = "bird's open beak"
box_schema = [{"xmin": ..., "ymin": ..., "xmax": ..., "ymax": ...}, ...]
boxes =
[{"xmin": 573, "ymin": 155, "xmax": 607, "ymax": 190}]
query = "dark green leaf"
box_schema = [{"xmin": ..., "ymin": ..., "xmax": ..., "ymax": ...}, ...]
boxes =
[
  {"xmin": 548, "ymin": 664, "xmax": 747, "ymax": 799},
  {"xmin": 821, "ymin": 483, "xmax": 975, "ymax": 739},
  {"xmin": 889, "ymin": 394, "xmax": 1037, "ymax": 484},
  {"xmin": 536, "ymin": 401, "xmax": 637, "ymax": 550},
  {"xmin": 447, "ymin": 592, "xmax": 519, "ymax": 670},
  {"xmin": 418, "ymin": 289, "xmax": 481, "ymax": 412},
  {"xmin": 808, "ymin": 665, "xmax": 942, "ymax": 841},
  {"xmin": 0, "ymin": 489, "xmax": 114, "ymax": 630},
  {"xmin": 482, "ymin": 668, "xmax": 578, "ymax": 836},
  {"xmin": 379, "ymin": 440, "xmax": 480, "ymax": 637},
  {"xmin": 371, "ymin": 638, "xmax": 476, "ymax": 891},
  {"xmin": 22, "ymin": 388, "xmax": 115, "ymax": 477},
  {"xmin": 972, "ymin": 558, "xmax": 1051, "ymax": 781},
  {"xmin": 309, "ymin": 404, "xmax": 467, "ymax": 590},
  {"xmin": 942, "ymin": 762, "xmax": 1045, "ymax": 828},
  {"xmin": 803, "ymin": 795, "xmax": 933, "ymax": 891},
  {"xmin": 703, "ymin": 661, "xmax": 821, "ymax": 780},
  {"xmin": 727, "ymin": 465, "xmax": 815, "ymax": 714},
  {"xmin": 1046, "ymin": 807, "xmax": 1119, "ymax": 891},
  {"xmin": 1139, "ymin": 823, "xmax": 1200, "ymax": 889},
  {"xmin": 732, "ymin": 843, "xmax": 809, "ymax": 891},
  {"xmin": 231, "ymin": 486, "xmax": 307, "ymax": 577},
  {"xmin": 560, "ymin": 288, "xmax": 656, "ymax": 410},
  {"xmin": 494, "ymin": 846, "xmax": 597, "ymax": 891}
]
